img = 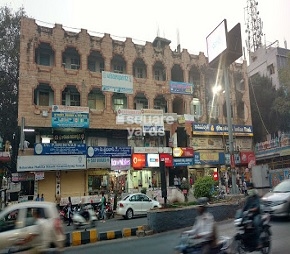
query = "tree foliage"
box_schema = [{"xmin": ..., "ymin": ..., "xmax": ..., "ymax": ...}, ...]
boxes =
[
  {"xmin": 193, "ymin": 176, "xmax": 215, "ymax": 199},
  {"xmin": 249, "ymin": 74, "xmax": 287, "ymax": 142},
  {"xmin": 0, "ymin": 6, "xmax": 25, "ymax": 143}
]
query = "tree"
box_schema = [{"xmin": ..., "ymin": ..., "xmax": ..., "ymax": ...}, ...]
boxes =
[
  {"xmin": 0, "ymin": 6, "xmax": 26, "ymax": 170},
  {"xmin": 275, "ymin": 53, "xmax": 290, "ymax": 131},
  {"xmin": 249, "ymin": 74, "xmax": 282, "ymax": 142}
]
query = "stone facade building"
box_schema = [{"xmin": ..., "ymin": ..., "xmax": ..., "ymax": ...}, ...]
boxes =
[{"xmin": 17, "ymin": 17, "xmax": 253, "ymax": 203}]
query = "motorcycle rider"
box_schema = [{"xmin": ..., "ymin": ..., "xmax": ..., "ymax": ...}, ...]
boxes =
[
  {"xmin": 182, "ymin": 197, "xmax": 216, "ymax": 254},
  {"xmin": 242, "ymin": 182, "xmax": 262, "ymax": 249}
]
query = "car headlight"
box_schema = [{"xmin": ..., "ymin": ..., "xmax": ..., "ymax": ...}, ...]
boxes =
[{"xmin": 272, "ymin": 200, "xmax": 288, "ymax": 206}]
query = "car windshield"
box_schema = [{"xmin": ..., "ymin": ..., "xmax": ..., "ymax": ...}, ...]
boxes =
[{"xmin": 273, "ymin": 180, "xmax": 290, "ymax": 193}]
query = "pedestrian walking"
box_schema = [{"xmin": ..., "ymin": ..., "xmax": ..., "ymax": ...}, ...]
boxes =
[
  {"xmin": 66, "ymin": 201, "xmax": 73, "ymax": 226},
  {"xmin": 100, "ymin": 191, "xmax": 107, "ymax": 222},
  {"xmin": 174, "ymin": 175, "xmax": 179, "ymax": 188},
  {"xmin": 40, "ymin": 194, "xmax": 44, "ymax": 201},
  {"xmin": 35, "ymin": 194, "xmax": 40, "ymax": 201},
  {"xmin": 243, "ymin": 180, "xmax": 248, "ymax": 196}
]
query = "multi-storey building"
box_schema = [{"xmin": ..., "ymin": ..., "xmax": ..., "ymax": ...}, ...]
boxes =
[{"xmin": 17, "ymin": 17, "xmax": 253, "ymax": 203}]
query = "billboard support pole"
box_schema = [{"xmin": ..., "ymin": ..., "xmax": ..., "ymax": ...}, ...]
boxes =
[{"xmin": 224, "ymin": 67, "xmax": 239, "ymax": 194}]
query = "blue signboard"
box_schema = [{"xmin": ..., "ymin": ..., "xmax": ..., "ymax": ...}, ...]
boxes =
[
  {"xmin": 87, "ymin": 146, "xmax": 132, "ymax": 158},
  {"xmin": 224, "ymin": 153, "xmax": 241, "ymax": 165},
  {"xmin": 194, "ymin": 152, "xmax": 225, "ymax": 165},
  {"xmin": 170, "ymin": 81, "xmax": 193, "ymax": 95},
  {"xmin": 173, "ymin": 158, "xmax": 194, "ymax": 166},
  {"xmin": 34, "ymin": 143, "xmax": 87, "ymax": 155},
  {"xmin": 192, "ymin": 123, "xmax": 253, "ymax": 136},
  {"xmin": 52, "ymin": 112, "xmax": 89, "ymax": 128}
]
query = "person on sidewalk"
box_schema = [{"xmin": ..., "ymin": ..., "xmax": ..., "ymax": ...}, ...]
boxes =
[
  {"xmin": 66, "ymin": 202, "xmax": 73, "ymax": 226},
  {"xmin": 100, "ymin": 191, "xmax": 107, "ymax": 222},
  {"xmin": 242, "ymin": 180, "xmax": 248, "ymax": 196}
]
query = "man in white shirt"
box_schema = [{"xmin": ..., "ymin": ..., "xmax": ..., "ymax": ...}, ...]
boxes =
[{"xmin": 183, "ymin": 197, "xmax": 215, "ymax": 254}]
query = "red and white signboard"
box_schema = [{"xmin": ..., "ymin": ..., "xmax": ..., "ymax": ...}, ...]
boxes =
[
  {"xmin": 132, "ymin": 153, "xmax": 146, "ymax": 169},
  {"xmin": 240, "ymin": 151, "xmax": 256, "ymax": 166},
  {"xmin": 159, "ymin": 153, "xmax": 173, "ymax": 167},
  {"xmin": 173, "ymin": 147, "xmax": 194, "ymax": 157}
]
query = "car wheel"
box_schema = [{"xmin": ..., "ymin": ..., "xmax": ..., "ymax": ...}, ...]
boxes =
[{"xmin": 126, "ymin": 209, "xmax": 133, "ymax": 219}]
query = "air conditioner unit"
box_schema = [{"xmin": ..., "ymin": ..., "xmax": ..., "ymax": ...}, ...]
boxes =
[{"xmin": 42, "ymin": 110, "xmax": 48, "ymax": 117}]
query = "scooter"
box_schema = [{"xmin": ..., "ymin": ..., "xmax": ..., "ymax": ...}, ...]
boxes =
[
  {"xmin": 95, "ymin": 201, "xmax": 114, "ymax": 220},
  {"xmin": 233, "ymin": 209, "xmax": 271, "ymax": 254},
  {"xmin": 72, "ymin": 204, "xmax": 97, "ymax": 229}
]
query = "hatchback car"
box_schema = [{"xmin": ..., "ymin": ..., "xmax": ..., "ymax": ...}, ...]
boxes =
[
  {"xmin": 0, "ymin": 201, "xmax": 66, "ymax": 253},
  {"xmin": 116, "ymin": 193, "xmax": 161, "ymax": 219},
  {"xmin": 261, "ymin": 179, "xmax": 290, "ymax": 217}
]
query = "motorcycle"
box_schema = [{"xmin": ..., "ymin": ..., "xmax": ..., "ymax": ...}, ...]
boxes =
[
  {"xmin": 95, "ymin": 201, "xmax": 114, "ymax": 220},
  {"xmin": 175, "ymin": 234, "xmax": 232, "ymax": 254},
  {"xmin": 59, "ymin": 205, "xmax": 69, "ymax": 222},
  {"xmin": 233, "ymin": 209, "xmax": 271, "ymax": 254},
  {"xmin": 72, "ymin": 204, "xmax": 97, "ymax": 229}
]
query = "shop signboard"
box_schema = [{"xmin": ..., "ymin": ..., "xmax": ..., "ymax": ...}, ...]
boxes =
[
  {"xmin": 17, "ymin": 155, "xmax": 86, "ymax": 171},
  {"xmin": 87, "ymin": 146, "xmax": 131, "ymax": 158},
  {"xmin": 190, "ymin": 137, "xmax": 223, "ymax": 150},
  {"xmin": 116, "ymin": 109, "xmax": 142, "ymax": 124},
  {"xmin": 51, "ymin": 105, "xmax": 89, "ymax": 128},
  {"xmin": 111, "ymin": 158, "xmax": 131, "ymax": 170},
  {"xmin": 132, "ymin": 153, "xmax": 146, "ymax": 169},
  {"xmin": 194, "ymin": 152, "xmax": 225, "ymax": 165},
  {"xmin": 240, "ymin": 151, "xmax": 255, "ymax": 164},
  {"xmin": 173, "ymin": 157, "xmax": 194, "ymax": 166},
  {"xmin": 133, "ymin": 147, "xmax": 172, "ymax": 154},
  {"xmin": 34, "ymin": 172, "xmax": 45, "ymax": 181},
  {"xmin": 224, "ymin": 153, "xmax": 241, "ymax": 165},
  {"xmin": 87, "ymin": 157, "xmax": 110, "ymax": 169},
  {"xmin": 34, "ymin": 143, "xmax": 86, "ymax": 155},
  {"xmin": 173, "ymin": 147, "xmax": 194, "ymax": 157},
  {"xmin": 192, "ymin": 123, "xmax": 253, "ymax": 136},
  {"xmin": 169, "ymin": 81, "xmax": 193, "ymax": 95},
  {"xmin": 102, "ymin": 71, "xmax": 133, "ymax": 94},
  {"xmin": 12, "ymin": 172, "xmax": 35, "ymax": 182},
  {"xmin": 146, "ymin": 154, "xmax": 160, "ymax": 167},
  {"xmin": 159, "ymin": 153, "xmax": 173, "ymax": 167}
]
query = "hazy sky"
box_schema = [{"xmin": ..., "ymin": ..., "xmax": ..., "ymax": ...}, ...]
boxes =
[{"xmin": 1, "ymin": 0, "xmax": 290, "ymax": 58}]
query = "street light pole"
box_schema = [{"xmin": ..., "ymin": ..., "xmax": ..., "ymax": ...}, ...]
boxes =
[{"xmin": 224, "ymin": 67, "xmax": 239, "ymax": 194}]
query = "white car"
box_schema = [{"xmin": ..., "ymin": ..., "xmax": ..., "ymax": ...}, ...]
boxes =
[
  {"xmin": 261, "ymin": 179, "xmax": 290, "ymax": 217},
  {"xmin": 0, "ymin": 201, "xmax": 66, "ymax": 253},
  {"xmin": 116, "ymin": 193, "xmax": 161, "ymax": 219}
]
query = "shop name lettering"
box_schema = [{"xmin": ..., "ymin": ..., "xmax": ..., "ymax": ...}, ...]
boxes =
[
  {"xmin": 88, "ymin": 158, "xmax": 109, "ymax": 163},
  {"xmin": 93, "ymin": 147, "xmax": 129, "ymax": 153},
  {"xmin": 194, "ymin": 124, "xmax": 252, "ymax": 133},
  {"xmin": 111, "ymin": 159, "xmax": 130, "ymax": 166}
]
